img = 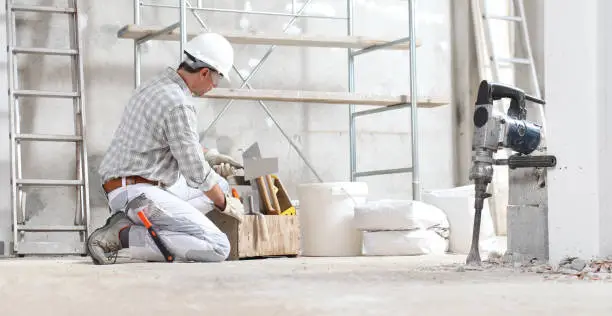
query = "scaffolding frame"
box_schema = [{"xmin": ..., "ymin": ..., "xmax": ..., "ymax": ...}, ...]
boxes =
[{"xmin": 123, "ymin": 0, "xmax": 432, "ymax": 200}]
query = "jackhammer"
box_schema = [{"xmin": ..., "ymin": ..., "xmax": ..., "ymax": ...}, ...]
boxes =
[{"xmin": 466, "ymin": 80, "xmax": 557, "ymax": 266}]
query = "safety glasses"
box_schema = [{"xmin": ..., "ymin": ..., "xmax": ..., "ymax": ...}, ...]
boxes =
[{"xmin": 209, "ymin": 69, "xmax": 223, "ymax": 86}]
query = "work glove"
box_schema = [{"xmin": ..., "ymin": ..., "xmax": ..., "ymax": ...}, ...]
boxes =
[
  {"xmin": 204, "ymin": 148, "xmax": 243, "ymax": 169},
  {"xmin": 213, "ymin": 163, "xmax": 238, "ymax": 179},
  {"xmin": 216, "ymin": 193, "xmax": 245, "ymax": 223}
]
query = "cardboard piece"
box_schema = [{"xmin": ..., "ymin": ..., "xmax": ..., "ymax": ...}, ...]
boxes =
[
  {"xmin": 242, "ymin": 142, "xmax": 262, "ymax": 161},
  {"xmin": 241, "ymin": 142, "xmax": 279, "ymax": 181},
  {"xmin": 235, "ymin": 142, "xmax": 282, "ymax": 214},
  {"xmin": 243, "ymin": 158, "xmax": 279, "ymax": 181}
]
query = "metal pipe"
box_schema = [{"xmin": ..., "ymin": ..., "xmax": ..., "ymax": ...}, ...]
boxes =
[
  {"xmin": 134, "ymin": 0, "xmax": 141, "ymax": 87},
  {"xmin": 179, "ymin": 0, "xmax": 187, "ymax": 63},
  {"xmin": 140, "ymin": 2, "xmax": 347, "ymax": 20},
  {"xmin": 485, "ymin": 15, "xmax": 522, "ymax": 22},
  {"xmin": 74, "ymin": 0, "xmax": 90, "ymax": 232},
  {"xmin": 6, "ymin": 0, "xmax": 20, "ymax": 252},
  {"xmin": 354, "ymin": 167, "xmax": 413, "ymax": 178},
  {"xmin": 69, "ymin": 0, "xmax": 83, "ymax": 226},
  {"xmin": 516, "ymin": 0, "xmax": 546, "ymax": 140},
  {"xmin": 351, "ymin": 103, "xmax": 408, "ymax": 118},
  {"xmin": 185, "ymin": 0, "xmax": 324, "ymax": 182},
  {"xmin": 197, "ymin": 0, "xmax": 202, "ymax": 8},
  {"xmin": 408, "ymin": 0, "xmax": 421, "ymax": 200},
  {"xmin": 136, "ymin": 22, "xmax": 180, "ymax": 44},
  {"xmin": 351, "ymin": 36, "xmax": 412, "ymax": 57},
  {"xmin": 258, "ymin": 102, "xmax": 324, "ymax": 182},
  {"xmin": 347, "ymin": 0, "xmax": 357, "ymax": 182},
  {"xmin": 11, "ymin": 4, "xmax": 24, "ymax": 228},
  {"xmin": 196, "ymin": 0, "xmax": 314, "ymax": 138}
]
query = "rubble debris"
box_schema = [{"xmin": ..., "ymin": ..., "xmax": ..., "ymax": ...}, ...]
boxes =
[
  {"xmin": 417, "ymin": 255, "xmax": 612, "ymax": 282},
  {"xmin": 528, "ymin": 257, "xmax": 612, "ymax": 281}
]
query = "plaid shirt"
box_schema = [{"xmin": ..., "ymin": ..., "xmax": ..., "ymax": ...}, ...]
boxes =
[{"xmin": 98, "ymin": 67, "xmax": 217, "ymax": 191}]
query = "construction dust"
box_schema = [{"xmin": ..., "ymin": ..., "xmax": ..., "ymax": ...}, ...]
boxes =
[{"xmin": 0, "ymin": 254, "xmax": 611, "ymax": 315}]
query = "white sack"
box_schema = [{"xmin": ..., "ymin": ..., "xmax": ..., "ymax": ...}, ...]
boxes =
[
  {"xmin": 354, "ymin": 199, "xmax": 450, "ymax": 231},
  {"xmin": 422, "ymin": 185, "xmax": 496, "ymax": 254},
  {"xmin": 362, "ymin": 230, "xmax": 449, "ymax": 256}
]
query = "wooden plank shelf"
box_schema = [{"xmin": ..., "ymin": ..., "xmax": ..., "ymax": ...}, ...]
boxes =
[
  {"xmin": 117, "ymin": 24, "xmax": 422, "ymax": 50},
  {"xmin": 201, "ymin": 88, "xmax": 449, "ymax": 107}
]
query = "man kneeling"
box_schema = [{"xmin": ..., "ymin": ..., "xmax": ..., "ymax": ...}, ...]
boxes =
[{"xmin": 88, "ymin": 32, "xmax": 244, "ymax": 265}]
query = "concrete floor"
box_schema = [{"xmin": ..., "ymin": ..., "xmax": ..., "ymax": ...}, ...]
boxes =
[{"xmin": 0, "ymin": 254, "xmax": 610, "ymax": 315}]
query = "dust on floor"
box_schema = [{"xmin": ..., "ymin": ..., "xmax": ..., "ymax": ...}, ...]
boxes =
[{"xmin": 0, "ymin": 254, "xmax": 610, "ymax": 316}]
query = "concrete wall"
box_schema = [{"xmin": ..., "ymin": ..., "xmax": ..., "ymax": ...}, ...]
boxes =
[
  {"xmin": 0, "ymin": 0, "xmax": 454, "ymax": 254},
  {"xmin": 504, "ymin": 0, "xmax": 550, "ymax": 261},
  {"xmin": 545, "ymin": 0, "xmax": 612, "ymax": 263}
]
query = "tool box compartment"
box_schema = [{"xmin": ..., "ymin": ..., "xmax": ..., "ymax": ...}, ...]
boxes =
[{"xmin": 206, "ymin": 212, "xmax": 301, "ymax": 260}]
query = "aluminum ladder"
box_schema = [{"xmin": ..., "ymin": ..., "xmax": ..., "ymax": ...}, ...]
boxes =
[
  {"xmin": 5, "ymin": 0, "xmax": 91, "ymax": 256},
  {"xmin": 471, "ymin": 0, "xmax": 545, "ymax": 121},
  {"xmin": 471, "ymin": 0, "xmax": 547, "ymax": 237}
]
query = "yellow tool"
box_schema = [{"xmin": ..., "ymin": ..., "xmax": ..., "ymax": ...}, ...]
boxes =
[
  {"xmin": 280, "ymin": 207, "xmax": 296, "ymax": 216},
  {"xmin": 271, "ymin": 175, "xmax": 296, "ymax": 216}
]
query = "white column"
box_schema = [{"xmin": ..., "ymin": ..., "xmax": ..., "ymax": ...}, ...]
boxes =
[
  {"xmin": 596, "ymin": 0, "xmax": 612, "ymax": 256},
  {"xmin": 545, "ymin": 0, "xmax": 610, "ymax": 263}
]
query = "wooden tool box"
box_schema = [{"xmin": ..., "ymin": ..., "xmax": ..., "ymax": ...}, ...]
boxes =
[
  {"xmin": 206, "ymin": 174, "xmax": 300, "ymax": 260},
  {"xmin": 207, "ymin": 212, "xmax": 300, "ymax": 260}
]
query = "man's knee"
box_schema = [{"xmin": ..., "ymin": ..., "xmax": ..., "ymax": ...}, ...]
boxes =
[
  {"xmin": 212, "ymin": 232, "xmax": 231, "ymax": 261},
  {"xmin": 186, "ymin": 231, "xmax": 231, "ymax": 262}
]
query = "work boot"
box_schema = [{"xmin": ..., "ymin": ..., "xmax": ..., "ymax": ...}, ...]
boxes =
[{"xmin": 87, "ymin": 211, "xmax": 132, "ymax": 265}]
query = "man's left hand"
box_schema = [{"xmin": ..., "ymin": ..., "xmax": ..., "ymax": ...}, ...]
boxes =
[
  {"xmin": 204, "ymin": 148, "xmax": 243, "ymax": 169},
  {"xmin": 213, "ymin": 163, "xmax": 238, "ymax": 178}
]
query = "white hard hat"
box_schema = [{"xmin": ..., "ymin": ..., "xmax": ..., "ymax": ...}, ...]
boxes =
[{"xmin": 183, "ymin": 32, "xmax": 234, "ymax": 82}]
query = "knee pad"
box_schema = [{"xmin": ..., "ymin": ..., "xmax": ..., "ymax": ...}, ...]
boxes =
[{"xmin": 125, "ymin": 193, "xmax": 167, "ymax": 226}]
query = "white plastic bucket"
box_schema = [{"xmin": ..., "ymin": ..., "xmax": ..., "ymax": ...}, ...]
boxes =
[{"xmin": 297, "ymin": 182, "xmax": 368, "ymax": 256}]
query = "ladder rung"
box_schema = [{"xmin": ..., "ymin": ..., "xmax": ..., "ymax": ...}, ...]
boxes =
[
  {"xmin": 492, "ymin": 57, "xmax": 531, "ymax": 65},
  {"xmin": 15, "ymin": 241, "xmax": 85, "ymax": 255},
  {"xmin": 11, "ymin": 47, "xmax": 78, "ymax": 56},
  {"xmin": 353, "ymin": 167, "xmax": 413, "ymax": 178},
  {"xmin": 17, "ymin": 225, "xmax": 86, "ymax": 232},
  {"xmin": 11, "ymin": 5, "xmax": 76, "ymax": 14},
  {"xmin": 16, "ymin": 133, "xmax": 83, "ymax": 142},
  {"xmin": 484, "ymin": 15, "xmax": 523, "ymax": 22},
  {"xmin": 16, "ymin": 179, "xmax": 83, "ymax": 186},
  {"xmin": 13, "ymin": 90, "xmax": 79, "ymax": 98}
]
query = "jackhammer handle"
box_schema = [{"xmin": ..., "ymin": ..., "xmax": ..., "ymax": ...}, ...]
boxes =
[
  {"xmin": 508, "ymin": 155, "xmax": 557, "ymax": 169},
  {"xmin": 525, "ymin": 94, "xmax": 545, "ymax": 105}
]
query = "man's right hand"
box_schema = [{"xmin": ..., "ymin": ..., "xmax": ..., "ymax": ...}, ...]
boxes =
[
  {"xmin": 216, "ymin": 194, "xmax": 245, "ymax": 223},
  {"xmin": 204, "ymin": 184, "xmax": 245, "ymax": 223}
]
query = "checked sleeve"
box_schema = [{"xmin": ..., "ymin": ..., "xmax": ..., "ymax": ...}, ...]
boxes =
[{"xmin": 163, "ymin": 105, "xmax": 217, "ymax": 192}]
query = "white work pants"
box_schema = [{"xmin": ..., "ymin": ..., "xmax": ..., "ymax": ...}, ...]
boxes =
[
  {"xmin": 166, "ymin": 173, "xmax": 230, "ymax": 214},
  {"xmin": 106, "ymin": 175, "xmax": 231, "ymax": 262}
]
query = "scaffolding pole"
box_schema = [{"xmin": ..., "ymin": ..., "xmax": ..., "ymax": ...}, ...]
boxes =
[
  {"xmin": 408, "ymin": 0, "xmax": 421, "ymax": 200},
  {"xmin": 347, "ymin": 0, "xmax": 421, "ymax": 200},
  {"xmin": 347, "ymin": 0, "xmax": 357, "ymax": 182}
]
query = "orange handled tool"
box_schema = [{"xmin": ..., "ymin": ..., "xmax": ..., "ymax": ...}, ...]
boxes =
[{"xmin": 137, "ymin": 210, "xmax": 174, "ymax": 262}]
